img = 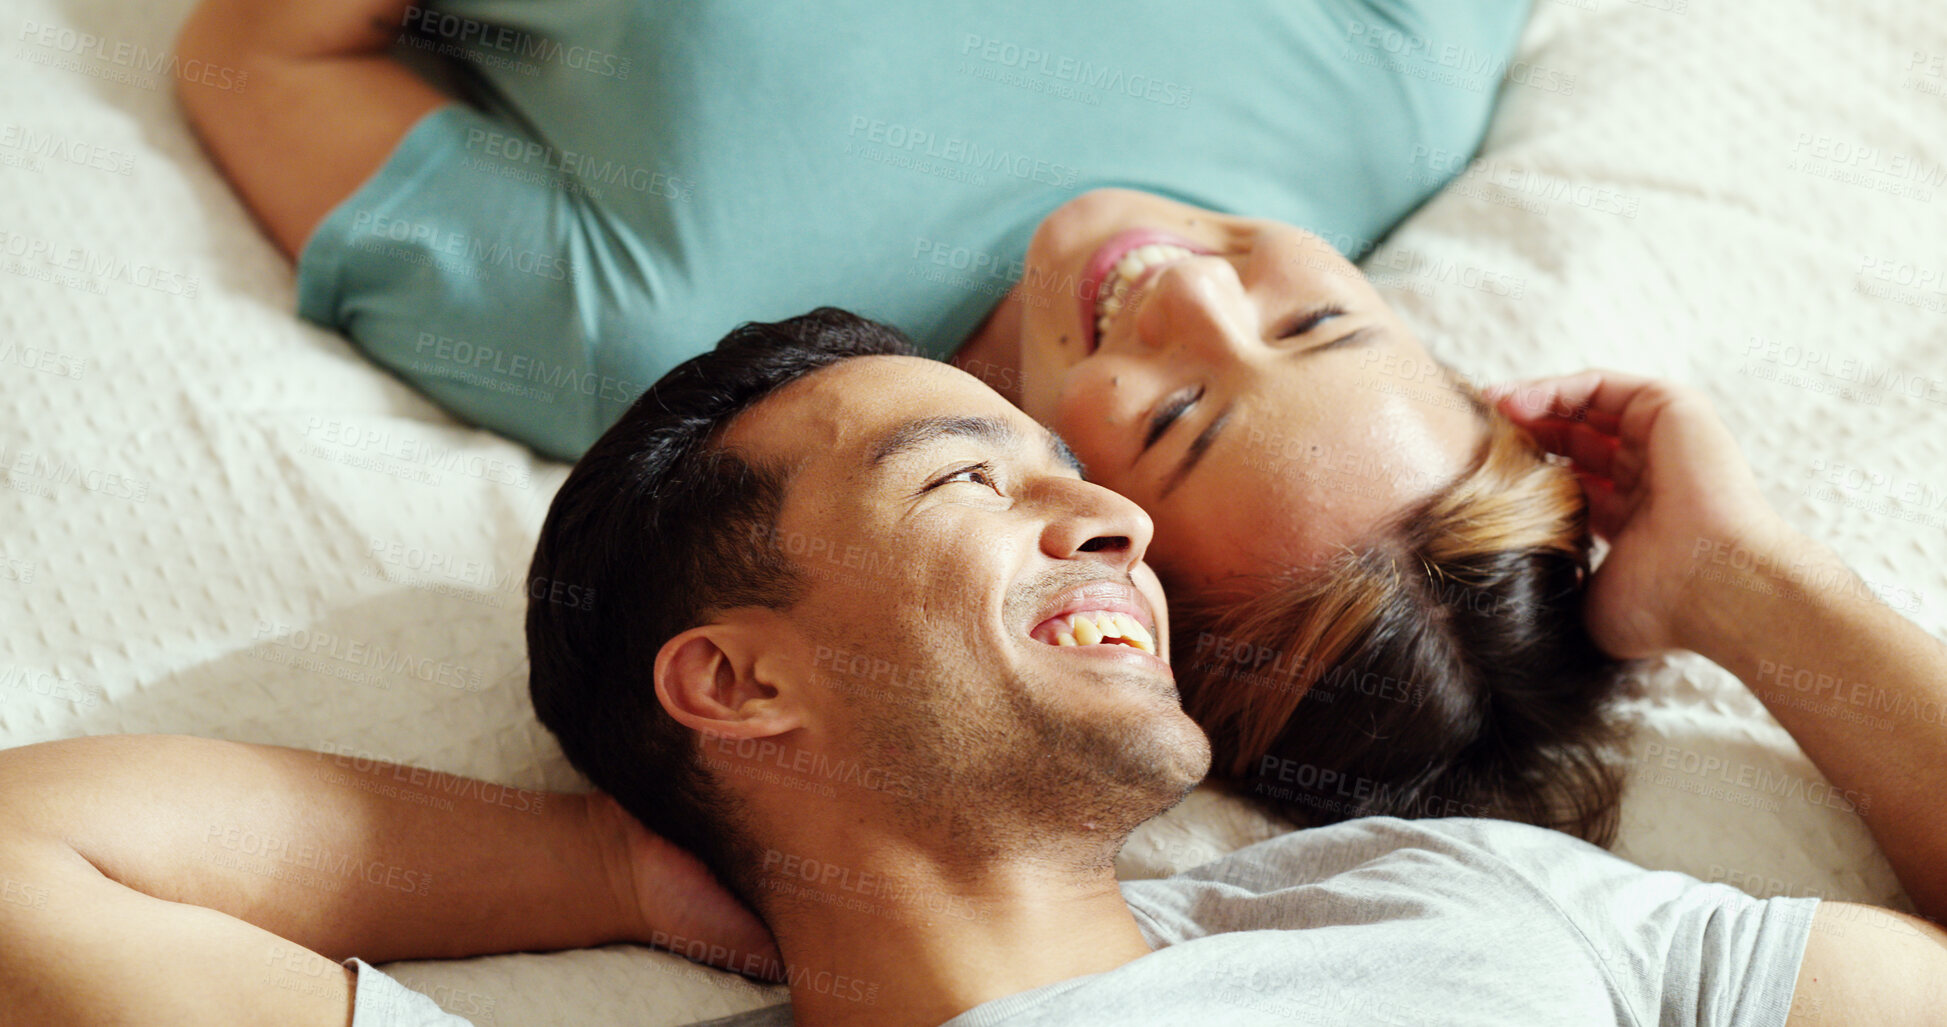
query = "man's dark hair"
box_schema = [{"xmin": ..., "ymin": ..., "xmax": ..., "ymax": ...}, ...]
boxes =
[{"xmin": 526, "ymin": 308, "xmax": 915, "ymax": 900}]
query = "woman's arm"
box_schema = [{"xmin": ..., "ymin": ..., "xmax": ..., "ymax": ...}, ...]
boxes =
[
  {"xmin": 175, "ymin": 0, "xmax": 447, "ymax": 260},
  {"xmin": 0, "ymin": 734, "xmax": 776, "ymax": 1024},
  {"xmin": 1494, "ymin": 370, "xmax": 1947, "ymax": 922}
]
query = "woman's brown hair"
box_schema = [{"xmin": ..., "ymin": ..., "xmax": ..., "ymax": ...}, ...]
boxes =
[{"xmin": 1174, "ymin": 396, "xmax": 1630, "ymax": 846}]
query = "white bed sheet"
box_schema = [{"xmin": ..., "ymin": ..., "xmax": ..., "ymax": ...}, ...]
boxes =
[{"xmin": 3, "ymin": 0, "xmax": 1944, "ymax": 1023}]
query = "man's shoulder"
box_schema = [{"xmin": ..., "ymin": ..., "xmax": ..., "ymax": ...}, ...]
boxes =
[
  {"xmin": 687, "ymin": 1003, "xmax": 792, "ymax": 1027},
  {"xmin": 1121, "ymin": 816, "xmax": 1631, "ymax": 942},
  {"xmin": 1162, "ymin": 816, "xmax": 1608, "ymax": 889}
]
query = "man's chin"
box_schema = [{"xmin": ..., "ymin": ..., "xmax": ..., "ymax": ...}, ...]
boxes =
[{"xmin": 1101, "ymin": 717, "xmax": 1213, "ymax": 827}]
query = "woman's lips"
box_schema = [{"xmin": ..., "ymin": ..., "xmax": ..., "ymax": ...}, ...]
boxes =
[{"xmin": 1078, "ymin": 228, "xmax": 1214, "ymax": 354}]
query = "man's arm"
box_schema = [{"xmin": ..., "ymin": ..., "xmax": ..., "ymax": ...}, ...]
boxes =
[
  {"xmin": 1494, "ymin": 372, "xmax": 1947, "ymax": 922},
  {"xmin": 1674, "ymin": 524, "xmax": 1947, "ymax": 922},
  {"xmin": 175, "ymin": 0, "xmax": 447, "ymax": 261},
  {"xmin": 1790, "ymin": 903, "xmax": 1947, "ymax": 1024},
  {"xmin": 0, "ymin": 735, "xmax": 776, "ymax": 1025}
]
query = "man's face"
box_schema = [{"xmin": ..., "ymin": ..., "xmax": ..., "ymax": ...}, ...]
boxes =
[{"xmin": 722, "ymin": 356, "xmax": 1211, "ymax": 847}]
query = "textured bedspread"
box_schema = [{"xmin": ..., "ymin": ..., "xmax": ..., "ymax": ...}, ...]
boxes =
[{"xmin": 3, "ymin": 1, "xmax": 1944, "ymax": 1022}]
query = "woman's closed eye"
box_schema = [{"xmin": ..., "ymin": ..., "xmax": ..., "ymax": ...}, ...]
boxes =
[
  {"xmin": 1142, "ymin": 385, "xmax": 1204, "ymax": 453},
  {"xmin": 1274, "ymin": 303, "xmax": 1345, "ymax": 340}
]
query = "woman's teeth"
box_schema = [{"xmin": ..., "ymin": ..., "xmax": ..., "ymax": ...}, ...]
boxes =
[
  {"xmin": 1050, "ymin": 611, "xmax": 1156, "ymax": 654},
  {"xmin": 1095, "ymin": 243, "xmax": 1197, "ymax": 342}
]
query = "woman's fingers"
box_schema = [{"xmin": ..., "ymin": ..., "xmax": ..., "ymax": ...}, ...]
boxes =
[
  {"xmin": 1527, "ymin": 420, "xmax": 1621, "ymax": 481},
  {"xmin": 1487, "ymin": 368, "xmax": 1655, "ymax": 435},
  {"xmin": 1577, "ymin": 473, "xmax": 1632, "ymax": 540}
]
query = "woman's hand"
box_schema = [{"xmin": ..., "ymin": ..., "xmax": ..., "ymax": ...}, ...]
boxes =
[
  {"xmin": 1486, "ymin": 369, "xmax": 1803, "ymax": 659},
  {"xmin": 1495, "ymin": 370, "xmax": 1947, "ymax": 921},
  {"xmin": 590, "ymin": 792, "xmax": 785, "ymax": 981}
]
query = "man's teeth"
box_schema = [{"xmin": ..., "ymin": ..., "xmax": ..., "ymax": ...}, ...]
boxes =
[
  {"xmin": 1095, "ymin": 243, "xmax": 1196, "ymax": 341},
  {"xmin": 1050, "ymin": 611, "xmax": 1156, "ymax": 654}
]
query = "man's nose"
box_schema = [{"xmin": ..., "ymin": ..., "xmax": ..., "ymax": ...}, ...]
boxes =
[{"xmin": 1038, "ymin": 477, "xmax": 1155, "ymax": 573}]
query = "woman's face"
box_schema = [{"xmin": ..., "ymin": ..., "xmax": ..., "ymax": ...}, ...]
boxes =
[{"xmin": 1010, "ymin": 189, "xmax": 1487, "ymax": 592}]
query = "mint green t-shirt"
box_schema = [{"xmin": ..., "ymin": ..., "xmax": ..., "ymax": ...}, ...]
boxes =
[{"xmin": 297, "ymin": 0, "xmax": 1533, "ymax": 460}]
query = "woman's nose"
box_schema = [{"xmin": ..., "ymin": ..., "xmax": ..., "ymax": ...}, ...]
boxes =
[{"xmin": 1133, "ymin": 258, "xmax": 1253, "ymax": 359}]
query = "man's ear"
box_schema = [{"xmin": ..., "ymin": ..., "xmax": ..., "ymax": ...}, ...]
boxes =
[{"xmin": 654, "ymin": 611, "xmax": 803, "ymax": 740}]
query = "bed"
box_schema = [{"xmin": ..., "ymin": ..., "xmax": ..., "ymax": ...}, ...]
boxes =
[{"xmin": 4, "ymin": 0, "xmax": 1944, "ymax": 1022}]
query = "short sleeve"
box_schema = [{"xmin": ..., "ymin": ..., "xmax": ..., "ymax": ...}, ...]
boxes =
[
  {"xmin": 1572, "ymin": 868, "xmax": 1819, "ymax": 1027},
  {"xmin": 346, "ymin": 959, "xmax": 476, "ymax": 1027},
  {"xmin": 296, "ymin": 103, "xmax": 646, "ymax": 461},
  {"xmin": 1435, "ymin": 820, "xmax": 1821, "ymax": 1027}
]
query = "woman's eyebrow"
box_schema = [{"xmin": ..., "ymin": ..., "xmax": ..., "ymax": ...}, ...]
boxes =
[{"xmin": 1160, "ymin": 401, "xmax": 1235, "ymax": 499}]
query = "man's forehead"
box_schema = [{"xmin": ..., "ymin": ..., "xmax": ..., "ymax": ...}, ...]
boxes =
[{"xmin": 721, "ymin": 355, "xmax": 1007, "ymax": 471}]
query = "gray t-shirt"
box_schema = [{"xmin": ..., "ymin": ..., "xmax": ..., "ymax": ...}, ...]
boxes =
[{"xmin": 352, "ymin": 817, "xmax": 1820, "ymax": 1026}]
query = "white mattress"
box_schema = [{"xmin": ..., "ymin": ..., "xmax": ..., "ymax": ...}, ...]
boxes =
[{"xmin": 4, "ymin": 1, "xmax": 1944, "ymax": 1023}]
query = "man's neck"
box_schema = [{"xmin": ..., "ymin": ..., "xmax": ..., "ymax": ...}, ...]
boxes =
[{"xmin": 760, "ymin": 841, "xmax": 1153, "ymax": 1027}]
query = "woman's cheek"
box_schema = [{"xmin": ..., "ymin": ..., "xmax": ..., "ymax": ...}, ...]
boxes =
[{"xmin": 1054, "ymin": 392, "xmax": 1124, "ymax": 479}]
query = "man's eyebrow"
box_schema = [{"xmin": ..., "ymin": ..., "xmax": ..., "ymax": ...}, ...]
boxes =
[
  {"xmin": 869, "ymin": 415, "xmax": 1018, "ymax": 466},
  {"xmin": 1160, "ymin": 401, "xmax": 1234, "ymax": 499},
  {"xmin": 867, "ymin": 414, "xmax": 1086, "ymax": 477},
  {"xmin": 1046, "ymin": 431, "xmax": 1086, "ymax": 478}
]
